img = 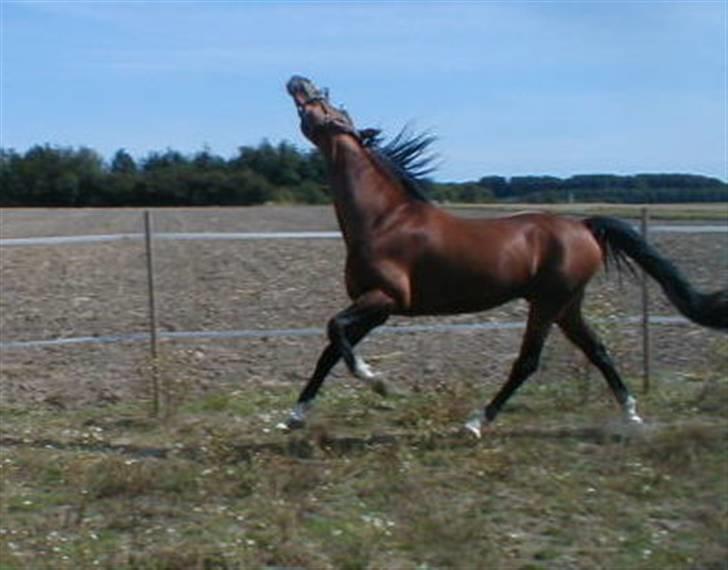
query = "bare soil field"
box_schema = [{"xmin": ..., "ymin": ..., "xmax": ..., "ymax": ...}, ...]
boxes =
[
  {"xmin": 0, "ymin": 206, "xmax": 726, "ymax": 569},
  {"xmin": 1, "ymin": 206, "xmax": 726, "ymax": 408}
]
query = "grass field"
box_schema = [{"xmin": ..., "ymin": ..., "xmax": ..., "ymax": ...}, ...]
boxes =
[{"xmin": 2, "ymin": 342, "xmax": 727, "ymax": 569}]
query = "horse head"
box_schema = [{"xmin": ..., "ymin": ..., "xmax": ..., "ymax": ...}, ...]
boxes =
[{"xmin": 286, "ymin": 76, "xmax": 372, "ymax": 148}]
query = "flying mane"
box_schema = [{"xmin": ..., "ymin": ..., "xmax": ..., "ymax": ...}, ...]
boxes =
[{"xmin": 360, "ymin": 127, "xmax": 438, "ymax": 203}]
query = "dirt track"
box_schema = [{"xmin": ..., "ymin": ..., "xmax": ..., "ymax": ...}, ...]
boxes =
[{"xmin": 1, "ymin": 206, "xmax": 726, "ymax": 409}]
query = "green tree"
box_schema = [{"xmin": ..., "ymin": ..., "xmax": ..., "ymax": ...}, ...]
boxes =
[{"xmin": 110, "ymin": 149, "xmax": 137, "ymax": 174}]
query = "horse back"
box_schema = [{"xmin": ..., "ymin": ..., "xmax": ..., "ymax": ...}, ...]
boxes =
[{"xmin": 436, "ymin": 211, "xmax": 605, "ymax": 292}]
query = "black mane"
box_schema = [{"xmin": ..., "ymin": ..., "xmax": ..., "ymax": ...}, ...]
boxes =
[{"xmin": 362, "ymin": 127, "xmax": 438, "ymax": 202}]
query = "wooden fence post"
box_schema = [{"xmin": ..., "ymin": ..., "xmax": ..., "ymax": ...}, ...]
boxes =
[
  {"xmin": 640, "ymin": 207, "xmax": 651, "ymax": 393},
  {"xmin": 143, "ymin": 210, "xmax": 160, "ymax": 414}
]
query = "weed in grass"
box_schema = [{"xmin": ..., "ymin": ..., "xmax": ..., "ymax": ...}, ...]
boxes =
[
  {"xmin": 393, "ymin": 484, "xmax": 499, "ymax": 568},
  {"xmin": 353, "ymin": 444, "xmax": 417, "ymax": 503},
  {"xmin": 254, "ymin": 454, "xmax": 326, "ymax": 500},
  {"xmin": 394, "ymin": 378, "xmax": 478, "ymax": 435},
  {"xmin": 189, "ymin": 391, "xmax": 232, "ymax": 413},
  {"xmin": 637, "ymin": 423, "xmax": 727, "ymax": 475},
  {"xmin": 198, "ymin": 464, "xmax": 259, "ymax": 500},
  {"xmin": 125, "ymin": 544, "xmax": 234, "ymax": 570},
  {"xmin": 137, "ymin": 350, "xmax": 203, "ymax": 420},
  {"xmin": 242, "ymin": 489, "xmax": 330, "ymax": 569},
  {"xmin": 63, "ymin": 455, "xmax": 199, "ymax": 501},
  {"xmin": 315, "ymin": 522, "xmax": 378, "ymax": 570},
  {"xmin": 197, "ymin": 424, "xmax": 247, "ymax": 464},
  {"xmin": 182, "ymin": 385, "xmax": 295, "ymax": 418},
  {"xmin": 691, "ymin": 337, "xmax": 728, "ymax": 413}
]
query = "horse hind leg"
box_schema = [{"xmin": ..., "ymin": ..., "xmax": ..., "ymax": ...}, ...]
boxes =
[{"xmin": 557, "ymin": 301, "xmax": 643, "ymax": 424}]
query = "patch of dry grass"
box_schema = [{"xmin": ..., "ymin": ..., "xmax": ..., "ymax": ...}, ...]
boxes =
[{"xmin": 1, "ymin": 361, "xmax": 726, "ymax": 569}]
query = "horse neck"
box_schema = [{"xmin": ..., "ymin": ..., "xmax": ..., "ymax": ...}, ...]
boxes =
[{"xmin": 326, "ymin": 136, "xmax": 411, "ymax": 248}]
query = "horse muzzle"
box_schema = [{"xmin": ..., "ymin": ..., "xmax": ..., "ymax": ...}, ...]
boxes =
[
  {"xmin": 286, "ymin": 75, "xmax": 357, "ymax": 140},
  {"xmin": 287, "ymin": 75, "xmax": 326, "ymax": 109}
]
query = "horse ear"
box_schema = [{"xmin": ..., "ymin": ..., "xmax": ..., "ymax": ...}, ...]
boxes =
[{"xmin": 359, "ymin": 128, "xmax": 382, "ymax": 145}]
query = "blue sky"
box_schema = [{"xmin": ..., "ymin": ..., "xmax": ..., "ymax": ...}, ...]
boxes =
[{"xmin": 1, "ymin": 1, "xmax": 725, "ymax": 182}]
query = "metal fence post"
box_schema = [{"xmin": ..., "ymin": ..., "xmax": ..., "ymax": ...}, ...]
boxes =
[
  {"xmin": 640, "ymin": 207, "xmax": 651, "ymax": 393},
  {"xmin": 143, "ymin": 210, "xmax": 160, "ymax": 414}
]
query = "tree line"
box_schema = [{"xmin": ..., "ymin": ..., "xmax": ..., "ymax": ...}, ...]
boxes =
[{"xmin": 1, "ymin": 143, "xmax": 726, "ymax": 207}]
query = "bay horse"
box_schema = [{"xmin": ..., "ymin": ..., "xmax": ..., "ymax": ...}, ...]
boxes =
[{"xmin": 279, "ymin": 75, "xmax": 728, "ymax": 437}]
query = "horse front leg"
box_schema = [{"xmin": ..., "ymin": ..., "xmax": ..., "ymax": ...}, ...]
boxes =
[
  {"xmin": 465, "ymin": 302, "xmax": 556, "ymax": 438},
  {"xmin": 278, "ymin": 290, "xmax": 394, "ymax": 431}
]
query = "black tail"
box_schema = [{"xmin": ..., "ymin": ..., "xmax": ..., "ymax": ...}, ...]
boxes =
[{"xmin": 583, "ymin": 216, "xmax": 728, "ymax": 331}]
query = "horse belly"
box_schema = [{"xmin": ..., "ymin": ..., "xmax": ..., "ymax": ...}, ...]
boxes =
[{"xmin": 404, "ymin": 265, "xmax": 524, "ymax": 316}]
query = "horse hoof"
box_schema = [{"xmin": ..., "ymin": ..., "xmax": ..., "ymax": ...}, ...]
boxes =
[
  {"xmin": 277, "ymin": 402, "xmax": 311, "ymax": 432},
  {"xmin": 622, "ymin": 396, "xmax": 644, "ymax": 425},
  {"xmin": 624, "ymin": 414, "xmax": 644, "ymax": 425},
  {"xmin": 275, "ymin": 421, "xmax": 291, "ymax": 432},
  {"xmin": 276, "ymin": 417, "xmax": 305, "ymax": 432},
  {"xmin": 353, "ymin": 356, "xmax": 379, "ymax": 381},
  {"xmin": 463, "ymin": 417, "xmax": 483, "ymax": 439}
]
